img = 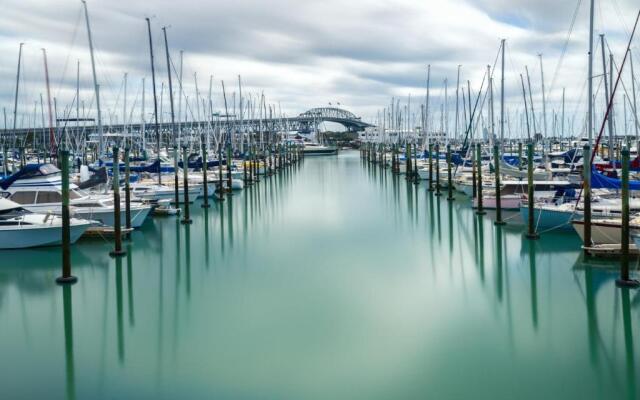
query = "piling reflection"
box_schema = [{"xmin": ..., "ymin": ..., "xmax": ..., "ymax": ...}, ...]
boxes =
[
  {"xmin": 1, "ymin": 152, "xmax": 639, "ymax": 399},
  {"xmin": 620, "ymin": 287, "xmax": 636, "ymax": 400},
  {"xmin": 61, "ymin": 284, "xmax": 76, "ymax": 400},
  {"xmin": 527, "ymin": 239, "xmax": 538, "ymax": 330},
  {"xmin": 185, "ymin": 224, "xmax": 191, "ymax": 298},
  {"xmin": 495, "ymin": 225, "xmax": 503, "ymax": 303},
  {"xmin": 115, "ymin": 256, "xmax": 125, "ymax": 364},
  {"xmin": 126, "ymin": 245, "xmax": 135, "ymax": 327}
]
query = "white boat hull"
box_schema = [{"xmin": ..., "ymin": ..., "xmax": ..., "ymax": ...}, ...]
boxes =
[{"xmin": 0, "ymin": 220, "xmax": 90, "ymax": 249}]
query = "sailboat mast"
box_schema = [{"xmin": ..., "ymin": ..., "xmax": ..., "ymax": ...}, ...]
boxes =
[
  {"xmin": 178, "ymin": 50, "xmax": 183, "ymax": 141},
  {"xmin": 455, "ymin": 65, "xmax": 460, "ymax": 143},
  {"xmin": 42, "ymin": 48, "xmax": 56, "ymax": 157},
  {"xmin": 162, "ymin": 26, "xmax": 179, "ymax": 205},
  {"xmin": 587, "ymin": 0, "xmax": 595, "ymax": 144},
  {"xmin": 539, "ymin": 54, "xmax": 547, "ymax": 140},
  {"xmin": 631, "ymin": 50, "xmax": 639, "ymax": 141},
  {"xmin": 425, "ymin": 65, "xmax": 431, "ymax": 145},
  {"xmin": 141, "ymin": 77, "xmax": 146, "ymax": 150},
  {"xmin": 500, "ymin": 39, "xmax": 505, "ymax": 147},
  {"xmin": 123, "ymin": 72, "xmax": 128, "ymax": 140},
  {"xmin": 81, "ymin": 0, "xmax": 104, "ymax": 156},
  {"xmin": 12, "ymin": 43, "xmax": 23, "ymax": 151},
  {"xmin": 599, "ymin": 34, "xmax": 613, "ymax": 160},
  {"xmin": 145, "ymin": 17, "xmax": 161, "ymax": 184}
]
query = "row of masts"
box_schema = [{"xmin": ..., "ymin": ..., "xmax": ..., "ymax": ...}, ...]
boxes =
[
  {"xmin": 0, "ymin": 1, "xmax": 304, "ymax": 170},
  {"xmin": 364, "ymin": 34, "xmax": 639, "ymax": 154}
]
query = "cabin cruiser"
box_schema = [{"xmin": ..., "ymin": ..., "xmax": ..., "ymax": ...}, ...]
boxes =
[
  {"xmin": 0, "ymin": 198, "xmax": 92, "ymax": 249},
  {"xmin": 303, "ymin": 142, "xmax": 338, "ymax": 156},
  {"xmin": 572, "ymin": 214, "xmax": 640, "ymax": 245},
  {"xmin": 0, "ymin": 164, "xmax": 151, "ymax": 228},
  {"xmin": 520, "ymin": 195, "xmax": 640, "ymax": 232},
  {"xmin": 475, "ymin": 180, "xmax": 574, "ymax": 210}
]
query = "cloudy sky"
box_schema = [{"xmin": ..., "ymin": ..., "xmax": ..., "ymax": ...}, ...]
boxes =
[{"xmin": 0, "ymin": 0, "xmax": 638, "ymax": 136}]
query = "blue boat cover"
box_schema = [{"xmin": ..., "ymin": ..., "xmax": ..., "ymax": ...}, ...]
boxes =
[
  {"xmin": 591, "ymin": 167, "xmax": 640, "ymax": 190},
  {"xmin": 0, "ymin": 164, "xmax": 60, "ymax": 190}
]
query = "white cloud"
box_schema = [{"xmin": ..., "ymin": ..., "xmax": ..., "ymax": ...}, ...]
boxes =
[{"xmin": 0, "ymin": 0, "xmax": 638, "ymax": 136}]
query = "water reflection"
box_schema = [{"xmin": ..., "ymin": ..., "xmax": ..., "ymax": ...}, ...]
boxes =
[
  {"xmin": 61, "ymin": 284, "xmax": 76, "ymax": 400},
  {"xmin": 527, "ymin": 239, "xmax": 538, "ymax": 330},
  {"xmin": 115, "ymin": 256, "xmax": 124, "ymax": 363},
  {"xmin": 0, "ymin": 152, "xmax": 639, "ymax": 399},
  {"xmin": 126, "ymin": 245, "xmax": 135, "ymax": 327},
  {"xmin": 620, "ymin": 287, "xmax": 636, "ymax": 400}
]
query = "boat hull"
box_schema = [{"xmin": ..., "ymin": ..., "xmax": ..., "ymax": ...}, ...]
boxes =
[
  {"xmin": 0, "ymin": 221, "xmax": 90, "ymax": 249},
  {"xmin": 519, "ymin": 206, "xmax": 577, "ymax": 231},
  {"xmin": 572, "ymin": 220, "xmax": 634, "ymax": 245}
]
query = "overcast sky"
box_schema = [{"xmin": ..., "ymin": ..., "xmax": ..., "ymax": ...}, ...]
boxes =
[{"xmin": 0, "ymin": 0, "xmax": 638, "ymax": 135}]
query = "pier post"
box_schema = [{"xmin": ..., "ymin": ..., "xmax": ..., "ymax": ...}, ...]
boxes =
[
  {"xmin": 583, "ymin": 145, "xmax": 591, "ymax": 253},
  {"xmin": 428, "ymin": 143, "xmax": 434, "ymax": 191},
  {"xmin": 216, "ymin": 145, "xmax": 226, "ymax": 201},
  {"xmin": 226, "ymin": 145, "xmax": 233, "ymax": 193},
  {"xmin": 493, "ymin": 144, "xmax": 505, "ymax": 225},
  {"xmin": 518, "ymin": 142, "xmax": 523, "ymax": 171},
  {"xmin": 617, "ymin": 147, "xmax": 639, "ymax": 287},
  {"xmin": 56, "ymin": 149, "xmax": 77, "ymax": 284},
  {"xmin": 435, "ymin": 144, "xmax": 442, "ymax": 196},
  {"xmin": 413, "ymin": 143, "xmax": 420, "ymax": 184},
  {"xmin": 173, "ymin": 146, "xmax": 180, "ymax": 206},
  {"xmin": 472, "ymin": 143, "xmax": 477, "ymax": 199},
  {"xmin": 181, "ymin": 146, "xmax": 192, "ymax": 224},
  {"xmin": 251, "ymin": 145, "xmax": 259, "ymax": 182},
  {"xmin": 475, "ymin": 143, "xmax": 485, "ymax": 214},
  {"xmin": 124, "ymin": 147, "xmax": 132, "ymax": 239},
  {"xmin": 201, "ymin": 134, "xmax": 210, "ymax": 208},
  {"xmin": 2, "ymin": 146, "xmax": 7, "ymax": 177},
  {"xmin": 406, "ymin": 143, "xmax": 412, "ymax": 181},
  {"xmin": 110, "ymin": 146, "xmax": 126, "ymax": 257},
  {"xmin": 446, "ymin": 144, "xmax": 454, "ymax": 201},
  {"xmin": 526, "ymin": 142, "xmax": 539, "ymax": 239},
  {"xmin": 391, "ymin": 145, "xmax": 396, "ymax": 174}
]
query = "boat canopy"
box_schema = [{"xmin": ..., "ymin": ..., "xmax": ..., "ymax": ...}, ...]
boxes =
[
  {"xmin": 0, "ymin": 164, "xmax": 61, "ymax": 190},
  {"xmin": 591, "ymin": 167, "xmax": 640, "ymax": 190}
]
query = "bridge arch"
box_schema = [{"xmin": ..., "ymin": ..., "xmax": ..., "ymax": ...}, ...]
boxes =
[{"xmin": 297, "ymin": 107, "xmax": 372, "ymax": 132}]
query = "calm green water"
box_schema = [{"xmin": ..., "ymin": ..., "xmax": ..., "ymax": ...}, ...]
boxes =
[{"xmin": 0, "ymin": 151, "xmax": 638, "ymax": 400}]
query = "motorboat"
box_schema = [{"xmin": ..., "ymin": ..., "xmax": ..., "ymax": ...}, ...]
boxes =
[
  {"xmin": 0, "ymin": 198, "xmax": 92, "ymax": 249},
  {"xmin": 0, "ymin": 164, "xmax": 151, "ymax": 228}
]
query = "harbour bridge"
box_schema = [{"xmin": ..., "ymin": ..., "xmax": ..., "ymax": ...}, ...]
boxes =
[{"xmin": 7, "ymin": 107, "xmax": 373, "ymax": 138}]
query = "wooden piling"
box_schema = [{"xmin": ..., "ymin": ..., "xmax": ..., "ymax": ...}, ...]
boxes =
[
  {"xmin": 525, "ymin": 142, "xmax": 538, "ymax": 239},
  {"xmin": 56, "ymin": 149, "xmax": 77, "ymax": 284},
  {"xmin": 583, "ymin": 145, "xmax": 591, "ymax": 252},
  {"xmin": 446, "ymin": 144, "xmax": 454, "ymax": 201},
  {"xmin": 617, "ymin": 147, "xmax": 639, "ymax": 287},
  {"xmin": 435, "ymin": 144, "xmax": 442, "ymax": 196},
  {"xmin": 493, "ymin": 144, "xmax": 505, "ymax": 225},
  {"xmin": 428, "ymin": 143, "xmax": 434, "ymax": 191},
  {"xmin": 110, "ymin": 146, "xmax": 126, "ymax": 257},
  {"xmin": 181, "ymin": 146, "xmax": 192, "ymax": 224},
  {"xmin": 475, "ymin": 143, "xmax": 485, "ymax": 214},
  {"xmin": 124, "ymin": 148, "xmax": 132, "ymax": 239},
  {"xmin": 201, "ymin": 135, "xmax": 210, "ymax": 208}
]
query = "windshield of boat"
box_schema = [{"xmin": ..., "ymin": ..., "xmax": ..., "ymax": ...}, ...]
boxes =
[
  {"xmin": 71, "ymin": 189, "xmax": 89, "ymax": 198},
  {"xmin": 0, "ymin": 207, "xmax": 29, "ymax": 218}
]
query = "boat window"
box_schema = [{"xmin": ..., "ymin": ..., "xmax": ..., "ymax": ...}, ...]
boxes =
[
  {"xmin": 69, "ymin": 190, "xmax": 83, "ymax": 200},
  {"xmin": 73, "ymin": 203, "xmax": 102, "ymax": 207},
  {"xmin": 9, "ymin": 191, "xmax": 37, "ymax": 204},
  {"xmin": 36, "ymin": 191, "xmax": 62, "ymax": 204}
]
